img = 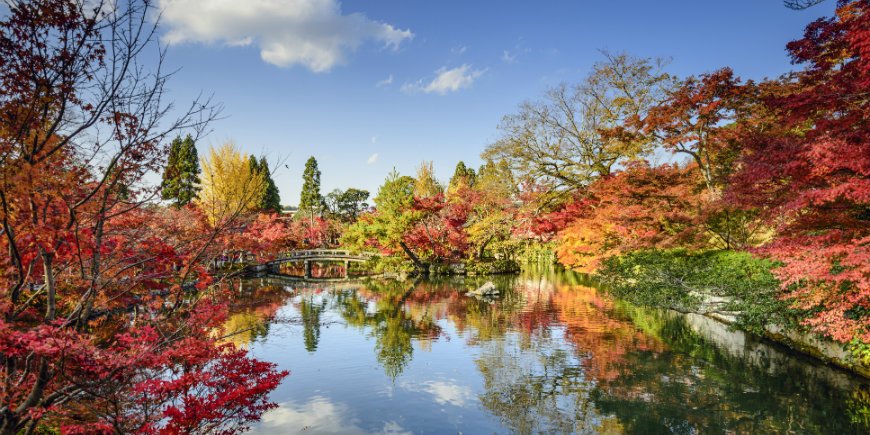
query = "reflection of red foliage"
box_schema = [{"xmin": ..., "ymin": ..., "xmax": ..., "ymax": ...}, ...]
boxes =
[{"xmin": 552, "ymin": 287, "xmax": 666, "ymax": 382}]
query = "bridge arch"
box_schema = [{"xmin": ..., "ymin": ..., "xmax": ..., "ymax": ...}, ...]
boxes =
[{"xmin": 265, "ymin": 249, "xmax": 375, "ymax": 279}]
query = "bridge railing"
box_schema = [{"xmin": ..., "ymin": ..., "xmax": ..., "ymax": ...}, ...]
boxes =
[{"xmin": 277, "ymin": 249, "xmax": 377, "ymax": 259}]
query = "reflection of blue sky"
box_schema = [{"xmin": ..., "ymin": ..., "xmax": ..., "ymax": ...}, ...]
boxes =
[
  {"xmin": 244, "ymin": 289, "xmax": 501, "ymax": 434},
  {"xmin": 251, "ymin": 396, "xmax": 412, "ymax": 435}
]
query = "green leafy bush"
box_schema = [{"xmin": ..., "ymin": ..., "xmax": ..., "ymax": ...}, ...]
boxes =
[{"xmin": 598, "ymin": 249, "xmax": 800, "ymax": 335}]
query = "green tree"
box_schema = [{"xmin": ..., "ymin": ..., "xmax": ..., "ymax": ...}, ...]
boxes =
[
  {"xmin": 447, "ymin": 161, "xmax": 476, "ymax": 196},
  {"xmin": 299, "ymin": 156, "xmax": 323, "ymax": 215},
  {"xmin": 342, "ymin": 170, "xmax": 426, "ymax": 268},
  {"xmin": 253, "ymin": 156, "xmax": 282, "ymax": 213},
  {"xmin": 325, "ymin": 188, "xmax": 370, "ymax": 222},
  {"xmin": 161, "ymin": 134, "xmax": 201, "ymax": 207}
]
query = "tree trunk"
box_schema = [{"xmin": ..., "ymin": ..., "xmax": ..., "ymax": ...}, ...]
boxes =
[{"xmin": 399, "ymin": 241, "xmax": 428, "ymax": 274}]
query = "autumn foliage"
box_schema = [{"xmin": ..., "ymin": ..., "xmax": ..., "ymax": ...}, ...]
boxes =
[
  {"xmin": 554, "ymin": 162, "xmax": 703, "ymax": 272},
  {"xmin": 541, "ymin": 0, "xmax": 870, "ymax": 346},
  {"xmin": 0, "ymin": 1, "xmax": 286, "ymax": 433},
  {"xmin": 726, "ymin": 0, "xmax": 870, "ymax": 343}
]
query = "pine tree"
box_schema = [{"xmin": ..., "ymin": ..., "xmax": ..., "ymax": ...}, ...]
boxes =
[
  {"xmin": 299, "ymin": 156, "xmax": 323, "ymax": 214},
  {"xmin": 259, "ymin": 156, "xmax": 282, "ymax": 213},
  {"xmin": 161, "ymin": 135, "xmax": 201, "ymax": 207}
]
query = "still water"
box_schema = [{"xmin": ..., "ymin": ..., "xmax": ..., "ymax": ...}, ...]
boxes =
[{"xmin": 226, "ymin": 269, "xmax": 870, "ymax": 434}]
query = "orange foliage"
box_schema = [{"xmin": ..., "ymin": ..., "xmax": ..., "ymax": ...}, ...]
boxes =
[{"xmin": 555, "ymin": 161, "xmax": 704, "ymax": 272}]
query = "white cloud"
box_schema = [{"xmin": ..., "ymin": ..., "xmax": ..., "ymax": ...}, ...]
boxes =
[
  {"xmin": 502, "ymin": 50, "xmax": 517, "ymax": 63},
  {"xmin": 400, "ymin": 380, "xmax": 475, "ymax": 407},
  {"xmin": 376, "ymin": 74, "xmax": 393, "ymax": 87},
  {"xmin": 367, "ymin": 153, "xmax": 379, "ymax": 164},
  {"xmin": 402, "ymin": 64, "xmax": 485, "ymax": 95},
  {"xmin": 371, "ymin": 136, "xmax": 377, "ymax": 144},
  {"xmin": 250, "ymin": 397, "xmax": 411, "ymax": 435},
  {"xmin": 451, "ymin": 45, "xmax": 467, "ymax": 55},
  {"xmin": 158, "ymin": 0, "xmax": 413, "ymax": 72}
]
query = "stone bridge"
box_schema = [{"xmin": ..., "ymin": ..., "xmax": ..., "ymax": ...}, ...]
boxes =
[{"xmin": 262, "ymin": 249, "xmax": 375, "ymax": 279}]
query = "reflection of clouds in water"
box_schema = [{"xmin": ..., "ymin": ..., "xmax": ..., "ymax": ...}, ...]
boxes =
[
  {"xmin": 250, "ymin": 396, "xmax": 411, "ymax": 435},
  {"xmin": 401, "ymin": 380, "xmax": 475, "ymax": 407}
]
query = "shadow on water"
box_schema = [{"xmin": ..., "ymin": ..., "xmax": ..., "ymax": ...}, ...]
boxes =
[{"xmin": 226, "ymin": 269, "xmax": 870, "ymax": 434}]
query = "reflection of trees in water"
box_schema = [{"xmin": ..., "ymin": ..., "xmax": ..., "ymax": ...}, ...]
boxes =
[
  {"xmin": 335, "ymin": 280, "xmax": 442, "ymax": 379},
  {"xmin": 552, "ymin": 285, "xmax": 666, "ymax": 382},
  {"xmin": 237, "ymin": 273, "xmax": 869, "ymax": 433},
  {"xmin": 221, "ymin": 279, "xmax": 294, "ymax": 348},
  {"xmin": 475, "ymin": 336, "xmax": 623, "ymax": 434},
  {"xmin": 466, "ymin": 273, "xmax": 870, "ymax": 434},
  {"xmin": 223, "ymin": 311, "xmax": 273, "ymax": 348},
  {"xmin": 298, "ymin": 297, "xmax": 325, "ymax": 352},
  {"xmin": 591, "ymin": 306, "xmax": 870, "ymax": 434}
]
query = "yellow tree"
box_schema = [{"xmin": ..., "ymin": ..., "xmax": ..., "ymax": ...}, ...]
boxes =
[
  {"xmin": 197, "ymin": 143, "xmax": 266, "ymax": 227},
  {"xmin": 413, "ymin": 161, "xmax": 443, "ymax": 198}
]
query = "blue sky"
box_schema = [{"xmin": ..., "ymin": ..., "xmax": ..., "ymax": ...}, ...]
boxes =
[{"xmin": 156, "ymin": 0, "xmax": 836, "ymax": 206}]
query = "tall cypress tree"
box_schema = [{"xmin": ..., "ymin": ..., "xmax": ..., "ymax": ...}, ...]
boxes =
[
  {"xmin": 299, "ymin": 156, "xmax": 323, "ymax": 214},
  {"xmin": 258, "ymin": 156, "xmax": 282, "ymax": 213},
  {"xmin": 161, "ymin": 135, "xmax": 201, "ymax": 207}
]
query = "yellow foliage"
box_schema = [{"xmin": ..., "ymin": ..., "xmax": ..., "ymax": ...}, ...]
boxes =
[
  {"xmin": 413, "ymin": 161, "xmax": 443, "ymax": 198},
  {"xmin": 196, "ymin": 142, "xmax": 265, "ymax": 226}
]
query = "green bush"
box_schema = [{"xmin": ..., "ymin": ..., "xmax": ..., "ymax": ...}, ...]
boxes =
[
  {"xmin": 465, "ymin": 258, "xmax": 520, "ymax": 276},
  {"xmin": 598, "ymin": 249, "xmax": 800, "ymax": 335},
  {"xmin": 364, "ymin": 255, "xmax": 415, "ymax": 274}
]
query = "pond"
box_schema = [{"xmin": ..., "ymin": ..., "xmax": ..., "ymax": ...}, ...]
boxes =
[{"xmin": 225, "ymin": 269, "xmax": 870, "ymax": 434}]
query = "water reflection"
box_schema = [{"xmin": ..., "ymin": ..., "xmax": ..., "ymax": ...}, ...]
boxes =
[
  {"xmin": 227, "ymin": 271, "xmax": 869, "ymax": 434},
  {"xmin": 250, "ymin": 396, "xmax": 412, "ymax": 435}
]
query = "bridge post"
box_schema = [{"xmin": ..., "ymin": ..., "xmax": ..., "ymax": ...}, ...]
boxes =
[
  {"xmin": 304, "ymin": 260, "xmax": 311, "ymax": 279},
  {"xmin": 344, "ymin": 260, "xmax": 350, "ymax": 278}
]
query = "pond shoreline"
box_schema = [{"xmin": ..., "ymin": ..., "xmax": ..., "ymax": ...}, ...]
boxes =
[
  {"xmin": 236, "ymin": 271, "xmax": 869, "ymax": 434},
  {"xmin": 702, "ymin": 309, "xmax": 870, "ymax": 379},
  {"xmin": 245, "ymin": 256, "xmax": 870, "ymax": 379}
]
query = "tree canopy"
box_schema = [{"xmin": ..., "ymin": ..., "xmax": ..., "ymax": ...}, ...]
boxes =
[{"xmin": 161, "ymin": 134, "xmax": 201, "ymax": 207}]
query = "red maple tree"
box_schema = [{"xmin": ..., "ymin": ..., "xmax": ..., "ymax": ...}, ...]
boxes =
[
  {"xmin": 729, "ymin": 0, "xmax": 870, "ymax": 342},
  {"xmin": 0, "ymin": 2, "xmax": 286, "ymax": 433}
]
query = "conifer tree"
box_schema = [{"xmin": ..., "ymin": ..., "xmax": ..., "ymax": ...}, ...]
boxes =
[
  {"xmin": 299, "ymin": 156, "xmax": 323, "ymax": 214},
  {"xmin": 161, "ymin": 134, "xmax": 201, "ymax": 207},
  {"xmin": 259, "ymin": 156, "xmax": 282, "ymax": 213},
  {"xmin": 447, "ymin": 161, "xmax": 476, "ymax": 195}
]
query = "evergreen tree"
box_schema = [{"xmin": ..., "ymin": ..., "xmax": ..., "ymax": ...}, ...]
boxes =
[
  {"xmin": 247, "ymin": 154, "xmax": 261, "ymax": 179},
  {"xmin": 259, "ymin": 156, "xmax": 282, "ymax": 213},
  {"xmin": 244, "ymin": 156, "xmax": 282, "ymax": 213},
  {"xmin": 447, "ymin": 161, "xmax": 476, "ymax": 195},
  {"xmin": 161, "ymin": 134, "xmax": 201, "ymax": 207},
  {"xmin": 299, "ymin": 156, "xmax": 323, "ymax": 214}
]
